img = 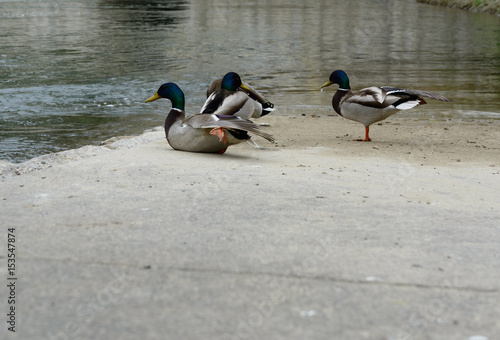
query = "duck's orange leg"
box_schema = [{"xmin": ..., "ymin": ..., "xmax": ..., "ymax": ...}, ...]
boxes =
[
  {"xmin": 210, "ymin": 128, "xmax": 227, "ymax": 144},
  {"xmin": 354, "ymin": 126, "xmax": 371, "ymax": 142}
]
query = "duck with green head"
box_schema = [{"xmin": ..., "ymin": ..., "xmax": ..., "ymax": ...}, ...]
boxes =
[
  {"xmin": 202, "ymin": 72, "xmax": 274, "ymax": 119},
  {"xmin": 145, "ymin": 82, "xmax": 275, "ymax": 154},
  {"xmin": 321, "ymin": 70, "xmax": 452, "ymax": 141}
]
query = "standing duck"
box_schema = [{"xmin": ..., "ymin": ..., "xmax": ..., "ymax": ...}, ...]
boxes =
[
  {"xmin": 321, "ymin": 70, "xmax": 452, "ymax": 141},
  {"xmin": 145, "ymin": 82, "xmax": 274, "ymax": 154},
  {"xmin": 202, "ymin": 72, "xmax": 274, "ymax": 119}
]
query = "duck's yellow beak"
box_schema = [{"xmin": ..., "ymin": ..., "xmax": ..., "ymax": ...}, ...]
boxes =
[
  {"xmin": 239, "ymin": 83, "xmax": 251, "ymax": 92},
  {"xmin": 145, "ymin": 93, "xmax": 161, "ymax": 103},
  {"xmin": 321, "ymin": 80, "xmax": 332, "ymax": 89}
]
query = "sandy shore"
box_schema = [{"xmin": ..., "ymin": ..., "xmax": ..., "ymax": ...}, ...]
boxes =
[{"xmin": 1, "ymin": 114, "xmax": 499, "ymax": 339}]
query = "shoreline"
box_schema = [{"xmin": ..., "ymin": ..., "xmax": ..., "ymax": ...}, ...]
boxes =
[
  {"xmin": 0, "ymin": 126, "xmax": 165, "ymax": 177},
  {"xmin": 1, "ymin": 115, "xmax": 498, "ymax": 178},
  {"xmin": 417, "ymin": 0, "xmax": 500, "ymax": 15}
]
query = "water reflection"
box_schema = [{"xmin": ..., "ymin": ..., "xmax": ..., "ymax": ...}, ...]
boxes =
[
  {"xmin": 0, "ymin": 0, "xmax": 499, "ymax": 162},
  {"xmin": 98, "ymin": 0, "xmax": 189, "ymax": 27}
]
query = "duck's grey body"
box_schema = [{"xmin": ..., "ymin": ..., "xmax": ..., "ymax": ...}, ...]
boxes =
[
  {"xmin": 164, "ymin": 109, "xmax": 227, "ymax": 153},
  {"xmin": 165, "ymin": 109, "xmax": 271, "ymax": 153},
  {"xmin": 334, "ymin": 86, "xmax": 438, "ymax": 127}
]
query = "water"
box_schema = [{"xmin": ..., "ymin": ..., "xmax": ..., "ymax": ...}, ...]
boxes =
[{"xmin": 1, "ymin": 0, "xmax": 499, "ymax": 162}]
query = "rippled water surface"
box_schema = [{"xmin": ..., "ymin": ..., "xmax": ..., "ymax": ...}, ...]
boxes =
[{"xmin": 1, "ymin": 0, "xmax": 499, "ymax": 162}]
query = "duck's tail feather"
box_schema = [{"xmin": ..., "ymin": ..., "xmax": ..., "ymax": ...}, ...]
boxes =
[
  {"xmin": 382, "ymin": 87, "xmax": 452, "ymax": 102},
  {"xmin": 224, "ymin": 119, "xmax": 275, "ymax": 143},
  {"xmin": 261, "ymin": 102, "xmax": 275, "ymax": 117},
  {"xmin": 219, "ymin": 116, "xmax": 275, "ymax": 143}
]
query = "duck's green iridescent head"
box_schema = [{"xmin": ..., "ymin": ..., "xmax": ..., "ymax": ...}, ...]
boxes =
[
  {"xmin": 321, "ymin": 70, "xmax": 351, "ymax": 90},
  {"xmin": 145, "ymin": 82, "xmax": 185, "ymax": 110},
  {"xmin": 221, "ymin": 72, "xmax": 243, "ymax": 91}
]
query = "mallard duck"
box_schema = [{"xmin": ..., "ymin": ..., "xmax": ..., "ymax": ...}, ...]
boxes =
[
  {"xmin": 202, "ymin": 72, "xmax": 274, "ymax": 119},
  {"xmin": 145, "ymin": 82, "xmax": 275, "ymax": 154},
  {"xmin": 321, "ymin": 70, "xmax": 452, "ymax": 141}
]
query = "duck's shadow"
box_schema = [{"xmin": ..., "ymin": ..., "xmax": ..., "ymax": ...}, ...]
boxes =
[{"xmin": 164, "ymin": 145, "xmax": 277, "ymax": 161}]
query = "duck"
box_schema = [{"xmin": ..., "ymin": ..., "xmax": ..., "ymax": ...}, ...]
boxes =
[
  {"xmin": 321, "ymin": 70, "xmax": 452, "ymax": 141},
  {"xmin": 145, "ymin": 82, "xmax": 275, "ymax": 154},
  {"xmin": 201, "ymin": 72, "xmax": 275, "ymax": 119}
]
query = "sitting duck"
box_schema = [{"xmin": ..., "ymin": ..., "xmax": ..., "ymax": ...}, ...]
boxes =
[{"xmin": 145, "ymin": 82, "xmax": 274, "ymax": 154}]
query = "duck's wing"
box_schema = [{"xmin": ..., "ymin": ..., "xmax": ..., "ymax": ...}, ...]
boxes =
[
  {"xmin": 201, "ymin": 90, "xmax": 249, "ymax": 115},
  {"xmin": 347, "ymin": 86, "xmax": 451, "ymax": 110},
  {"xmin": 184, "ymin": 114, "xmax": 275, "ymax": 143},
  {"xmin": 345, "ymin": 87, "xmax": 390, "ymax": 107}
]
